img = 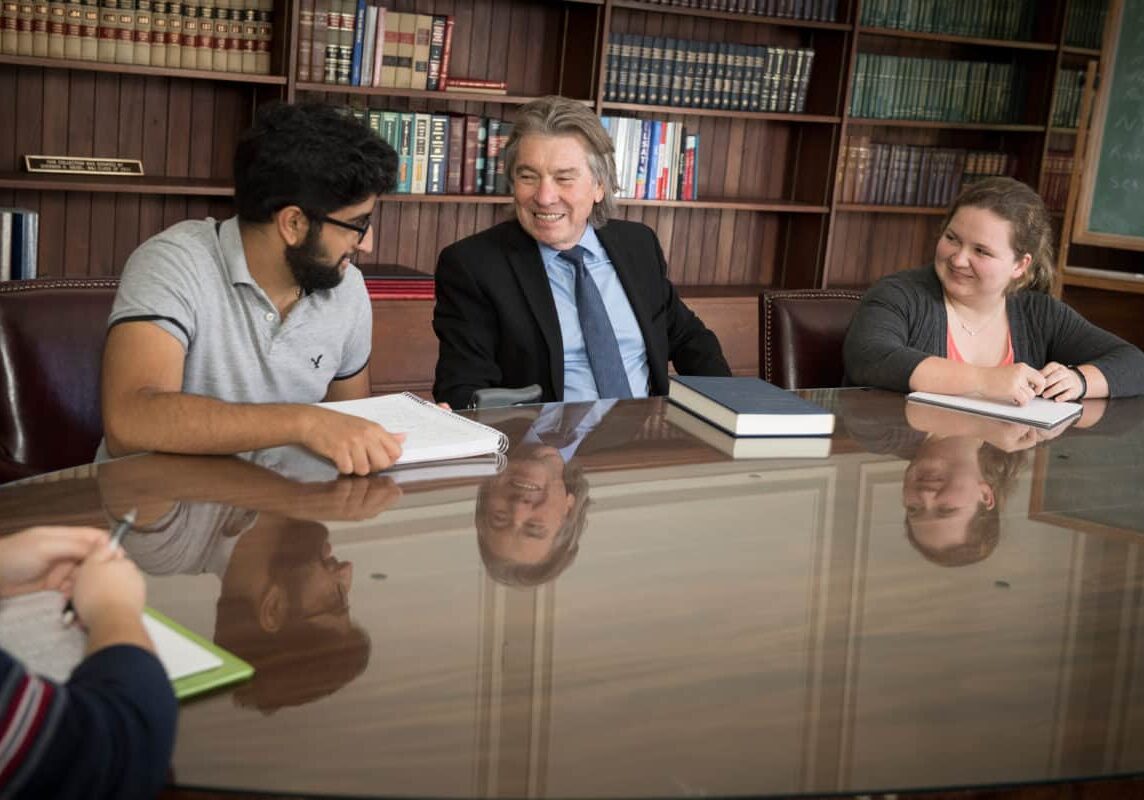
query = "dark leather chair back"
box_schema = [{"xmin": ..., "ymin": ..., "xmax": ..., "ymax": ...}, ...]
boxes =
[
  {"xmin": 760, "ymin": 288, "xmax": 865, "ymax": 390},
  {"xmin": 0, "ymin": 279, "xmax": 118, "ymax": 484}
]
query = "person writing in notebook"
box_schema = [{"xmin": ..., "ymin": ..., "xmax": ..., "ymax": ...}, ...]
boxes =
[
  {"xmin": 844, "ymin": 177, "xmax": 1144, "ymax": 405},
  {"xmin": 100, "ymin": 101, "xmax": 404, "ymax": 475},
  {"xmin": 432, "ymin": 95, "xmax": 731, "ymax": 410},
  {"xmin": 0, "ymin": 526, "xmax": 177, "ymax": 799}
]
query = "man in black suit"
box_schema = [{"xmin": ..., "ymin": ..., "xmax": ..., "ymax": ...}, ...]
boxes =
[{"xmin": 432, "ymin": 95, "xmax": 731, "ymax": 410}]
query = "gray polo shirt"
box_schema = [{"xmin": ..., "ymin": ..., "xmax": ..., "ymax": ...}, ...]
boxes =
[{"xmin": 96, "ymin": 216, "xmax": 373, "ymax": 459}]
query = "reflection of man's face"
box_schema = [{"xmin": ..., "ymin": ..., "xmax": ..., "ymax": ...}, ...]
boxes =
[
  {"xmin": 286, "ymin": 540, "xmax": 354, "ymax": 633},
  {"xmin": 902, "ymin": 438, "xmax": 994, "ymax": 553},
  {"xmin": 481, "ymin": 445, "xmax": 574, "ymax": 565}
]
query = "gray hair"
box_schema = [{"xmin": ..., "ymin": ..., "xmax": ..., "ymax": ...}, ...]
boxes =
[{"xmin": 502, "ymin": 95, "xmax": 617, "ymax": 227}]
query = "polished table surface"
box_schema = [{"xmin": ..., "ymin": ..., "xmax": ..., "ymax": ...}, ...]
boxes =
[{"xmin": 2, "ymin": 389, "xmax": 1144, "ymax": 799}]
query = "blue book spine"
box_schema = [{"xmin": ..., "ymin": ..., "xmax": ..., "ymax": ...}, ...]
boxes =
[
  {"xmin": 644, "ymin": 120, "xmax": 661, "ymax": 200},
  {"xmin": 349, "ymin": 0, "xmax": 367, "ymax": 86},
  {"xmin": 634, "ymin": 120, "xmax": 652, "ymax": 200}
]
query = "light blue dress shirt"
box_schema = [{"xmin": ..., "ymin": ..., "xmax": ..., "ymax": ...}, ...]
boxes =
[{"xmin": 538, "ymin": 227, "xmax": 651, "ymax": 401}]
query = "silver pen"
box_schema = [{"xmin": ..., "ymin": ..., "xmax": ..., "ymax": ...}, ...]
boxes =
[{"xmin": 61, "ymin": 508, "xmax": 137, "ymax": 626}]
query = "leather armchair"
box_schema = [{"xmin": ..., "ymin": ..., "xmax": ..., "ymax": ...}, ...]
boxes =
[
  {"xmin": 760, "ymin": 288, "xmax": 865, "ymax": 390},
  {"xmin": 0, "ymin": 279, "xmax": 118, "ymax": 484}
]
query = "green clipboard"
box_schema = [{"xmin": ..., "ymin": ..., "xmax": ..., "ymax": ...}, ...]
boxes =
[{"xmin": 144, "ymin": 608, "xmax": 254, "ymax": 701}]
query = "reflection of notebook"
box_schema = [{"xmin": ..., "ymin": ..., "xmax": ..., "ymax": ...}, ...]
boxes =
[
  {"xmin": 0, "ymin": 592, "xmax": 252, "ymax": 701},
  {"xmin": 907, "ymin": 391, "xmax": 1082, "ymax": 429},
  {"xmin": 666, "ymin": 404, "xmax": 832, "ymax": 459},
  {"xmin": 318, "ymin": 392, "xmax": 509, "ymax": 466},
  {"xmin": 387, "ymin": 452, "xmax": 506, "ymax": 485}
]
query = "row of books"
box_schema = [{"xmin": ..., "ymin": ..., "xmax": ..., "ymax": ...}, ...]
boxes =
[
  {"xmin": 0, "ymin": 0, "xmax": 274, "ymax": 72},
  {"xmin": 860, "ymin": 0, "xmax": 1035, "ymax": 40},
  {"xmin": 1063, "ymin": 0, "xmax": 1108, "ymax": 49},
  {"xmin": 354, "ymin": 109, "xmax": 513, "ymax": 195},
  {"xmin": 297, "ymin": 4, "xmax": 479, "ymax": 91},
  {"xmin": 601, "ymin": 116, "xmax": 699, "ymax": 201},
  {"xmin": 625, "ymin": 0, "xmax": 838, "ymax": 21},
  {"xmin": 836, "ymin": 137, "xmax": 1015, "ymax": 208},
  {"xmin": 0, "ymin": 209, "xmax": 39, "ymax": 282},
  {"xmin": 605, "ymin": 33, "xmax": 814, "ymax": 113},
  {"xmin": 850, "ymin": 53, "xmax": 1023, "ymax": 124},
  {"xmin": 1039, "ymin": 152, "xmax": 1075, "ymax": 212},
  {"xmin": 1052, "ymin": 69, "xmax": 1084, "ymax": 129}
]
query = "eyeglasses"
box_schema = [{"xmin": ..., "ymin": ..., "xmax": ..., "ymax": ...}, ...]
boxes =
[{"xmin": 308, "ymin": 212, "xmax": 371, "ymax": 244}]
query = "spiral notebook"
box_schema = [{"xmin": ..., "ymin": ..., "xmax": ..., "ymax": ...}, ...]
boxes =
[{"xmin": 318, "ymin": 392, "xmax": 509, "ymax": 466}]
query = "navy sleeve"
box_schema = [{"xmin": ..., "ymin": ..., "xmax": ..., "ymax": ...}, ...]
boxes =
[{"xmin": 6, "ymin": 645, "xmax": 178, "ymax": 800}]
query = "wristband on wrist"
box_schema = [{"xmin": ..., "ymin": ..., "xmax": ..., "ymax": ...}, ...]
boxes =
[{"xmin": 1070, "ymin": 365, "xmax": 1088, "ymax": 400}]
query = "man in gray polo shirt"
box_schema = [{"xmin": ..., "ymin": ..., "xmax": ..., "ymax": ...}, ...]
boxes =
[{"xmin": 100, "ymin": 102, "xmax": 403, "ymax": 475}]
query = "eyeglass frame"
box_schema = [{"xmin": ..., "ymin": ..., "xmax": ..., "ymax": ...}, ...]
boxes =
[{"xmin": 305, "ymin": 210, "xmax": 372, "ymax": 244}]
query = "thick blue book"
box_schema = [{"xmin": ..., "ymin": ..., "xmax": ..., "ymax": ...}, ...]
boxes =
[{"xmin": 667, "ymin": 376, "xmax": 835, "ymax": 437}]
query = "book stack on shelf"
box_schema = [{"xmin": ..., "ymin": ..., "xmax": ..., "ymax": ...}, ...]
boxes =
[
  {"xmin": 0, "ymin": 0, "xmax": 274, "ymax": 72},
  {"xmin": 1064, "ymin": 0, "xmax": 1108, "ymax": 48},
  {"xmin": 860, "ymin": 0, "xmax": 1034, "ymax": 39},
  {"xmin": 1039, "ymin": 151, "xmax": 1074, "ymax": 211},
  {"xmin": 0, "ymin": 208, "xmax": 38, "ymax": 281},
  {"xmin": 605, "ymin": 33, "xmax": 814, "ymax": 113},
  {"xmin": 354, "ymin": 109, "xmax": 513, "ymax": 196},
  {"xmin": 625, "ymin": 0, "xmax": 837, "ymax": 21},
  {"xmin": 850, "ymin": 54, "xmax": 1024, "ymax": 123},
  {"xmin": 362, "ymin": 264, "xmax": 433, "ymax": 300},
  {"xmin": 1052, "ymin": 68, "xmax": 1084, "ymax": 128},
  {"xmin": 836, "ymin": 138, "xmax": 1016, "ymax": 208},
  {"xmin": 602, "ymin": 116, "xmax": 699, "ymax": 202},
  {"xmin": 297, "ymin": 3, "xmax": 502, "ymax": 91}
]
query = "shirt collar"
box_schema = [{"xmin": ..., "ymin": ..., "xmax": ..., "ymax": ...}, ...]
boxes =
[
  {"xmin": 217, "ymin": 215, "xmax": 257, "ymax": 287},
  {"xmin": 536, "ymin": 225, "xmax": 604, "ymax": 265}
]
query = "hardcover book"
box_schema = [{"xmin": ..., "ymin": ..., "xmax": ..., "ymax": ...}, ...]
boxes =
[
  {"xmin": 665, "ymin": 404, "xmax": 831, "ymax": 459},
  {"xmin": 667, "ymin": 375, "xmax": 835, "ymax": 437}
]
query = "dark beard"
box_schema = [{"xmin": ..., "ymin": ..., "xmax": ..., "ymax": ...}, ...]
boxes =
[{"xmin": 285, "ymin": 224, "xmax": 346, "ymax": 293}]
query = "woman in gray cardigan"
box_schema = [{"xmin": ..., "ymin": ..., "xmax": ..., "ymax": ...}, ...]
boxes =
[{"xmin": 844, "ymin": 177, "xmax": 1144, "ymax": 404}]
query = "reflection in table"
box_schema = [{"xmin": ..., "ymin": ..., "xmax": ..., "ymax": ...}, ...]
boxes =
[{"xmin": 1, "ymin": 390, "xmax": 1143, "ymax": 799}]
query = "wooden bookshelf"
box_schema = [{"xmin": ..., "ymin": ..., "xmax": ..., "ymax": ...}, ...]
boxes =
[{"xmin": 1, "ymin": 0, "xmax": 1133, "ymax": 378}]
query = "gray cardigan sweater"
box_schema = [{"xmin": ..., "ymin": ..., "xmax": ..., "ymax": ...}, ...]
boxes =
[{"xmin": 843, "ymin": 264, "xmax": 1144, "ymax": 397}]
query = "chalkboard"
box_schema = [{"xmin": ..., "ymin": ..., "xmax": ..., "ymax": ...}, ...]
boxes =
[{"xmin": 1075, "ymin": 0, "xmax": 1144, "ymax": 250}]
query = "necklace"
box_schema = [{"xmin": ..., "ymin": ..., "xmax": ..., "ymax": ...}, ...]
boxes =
[{"xmin": 946, "ymin": 300, "xmax": 1005, "ymax": 337}]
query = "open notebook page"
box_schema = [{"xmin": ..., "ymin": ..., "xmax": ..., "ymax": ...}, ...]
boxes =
[
  {"xmin": 318, "ymin": 392, "xmax": 508, "ymax": 465},
  {"xmin": 0, "ymin": 591, "xmax": 221, "ymax": 683}
]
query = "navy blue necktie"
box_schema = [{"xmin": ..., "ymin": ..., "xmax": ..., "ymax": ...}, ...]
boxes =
[{"xmin": 558, "ymin": 246, "xmax": 632, "ymax": 400}]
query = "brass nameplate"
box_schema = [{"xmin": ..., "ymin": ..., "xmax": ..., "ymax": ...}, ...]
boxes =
[{"xmin": 24, "ymin": 155, "xmax": 145, "ymax": 176}]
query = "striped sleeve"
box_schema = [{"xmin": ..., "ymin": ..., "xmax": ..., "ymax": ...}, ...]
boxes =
[{"xmin": 0, "ymin": 651, "xmax": 65, "ymax": 798}]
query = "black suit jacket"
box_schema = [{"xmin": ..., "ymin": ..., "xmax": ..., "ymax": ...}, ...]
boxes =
[{"xmin": 432, "ymin": 219, "xmax": 731, "ymax": 409}]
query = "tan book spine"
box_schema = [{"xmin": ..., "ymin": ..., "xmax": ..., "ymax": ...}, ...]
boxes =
[
  {"xmin": 210, "ymin": 0, "xmax": 225, "ymax": 70},
  {"xmin": 164, "ymin": 0, "xmax": 179, "ymax": 64},
  {"xmin": 149, "ymin": 0, "xmax": 166, "ymax": 66},
  {"xmin": 132, "ymin": 0, "xmax": 150, "ymax": 65},
  {"xmin": 1, "ymin": 0, "xmax": 19, "ymax": 54},
  {"xmin": 253, "ymin": 0, "xmax": 268, "ymax": 75},
  {"xmin": 113, "ymin": 0, "xmax": 132, "ymax": 62},
  {"xmin": 78, "ymin": 0, "xmax": 95, "ymax": 57},
  {"xmin": 15, "ymin": 0, "xmax": 32, "ymax": 55},
  {"xmin": 47, "ymin": 0, "xmax": 65, "ymax": 57},
  {"xmin": 225, "ymin": 0, "xmax": 241, "ymax": 71},
  {"xmin": 396, "ymin": 8, "xmax": 414, "ymax": 88},
  {"xmin": 30, "ymin": 0, "xmax": 47, "ymax": 56},
  {"xmin": 194, "ymin": 0, "xmax": 211, "ymax": 68},
  {"xmin": 95, "ymin": 0, "xmax": 115, "ymax": 60},
  {"xmin": 62, "ymin": 0, "xmax": 81, "ymax": 57},
  {"xmin": 411, "ymin": 12, "xmax": 431, "ymax": 91},
  {"xmin": 238, "ymin": 0, "xmax": 253, "ymax": 73}
]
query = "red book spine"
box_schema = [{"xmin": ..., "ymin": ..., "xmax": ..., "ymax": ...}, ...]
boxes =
[{"xmin": 436, "ymin": 14, "xmax": 452, "ymax": 90}]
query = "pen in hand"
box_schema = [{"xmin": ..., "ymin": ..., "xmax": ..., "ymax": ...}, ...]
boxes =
[{"xmin": 61, "ymin": 508, "xmax": 137, "ymax": 627}]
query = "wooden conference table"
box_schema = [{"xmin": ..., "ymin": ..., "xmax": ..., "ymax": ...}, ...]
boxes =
[{"xmin": 1, "ymin": 389, "xmax": 1144, "ymax": 800}]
